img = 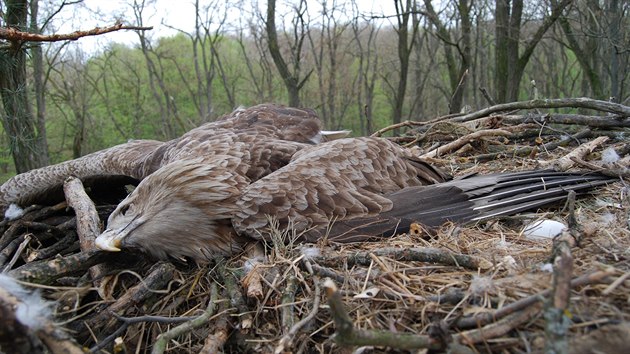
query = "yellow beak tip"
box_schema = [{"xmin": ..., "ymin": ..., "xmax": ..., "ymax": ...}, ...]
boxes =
[{"xmin": 95, "ymin": 235, "xmax": 122, "ymax": 252}]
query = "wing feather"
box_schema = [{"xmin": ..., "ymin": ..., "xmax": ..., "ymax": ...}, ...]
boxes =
[{"xmin": 232, "ymin": 137, "xmax": 448, "ymax": 240}]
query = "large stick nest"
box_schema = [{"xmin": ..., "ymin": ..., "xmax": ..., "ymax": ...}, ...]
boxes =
[{"xmin": 1, "ymin": 99, "xmax": 630, "ymax": 353}]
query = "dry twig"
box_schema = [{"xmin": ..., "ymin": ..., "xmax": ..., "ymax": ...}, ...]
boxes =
[
  {"xmin": 313, "ymin": 247, "xmax": 491, "ymax": 270},
  {"xmin": 152, "ymin": 282, "xmax": 221, "ymax": 354},
  {"xmin": 420, "ymin": 129, "xmax": 512, "ymax": 158},
  {"xmin": 0, "ymin": 22, "xmax": 152, "ymax": 42},
  {"xmin": 540, "ymin": 136, "xmax": 609, "ymax": 171}
]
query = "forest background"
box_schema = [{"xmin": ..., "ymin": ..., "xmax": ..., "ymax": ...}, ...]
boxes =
[{"xmin": 0, "ymin": 0, "xmax": 628, "ymax": 179}]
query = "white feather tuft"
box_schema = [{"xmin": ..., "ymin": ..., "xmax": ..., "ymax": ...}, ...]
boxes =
[
  {"xmin": 0, "ymin": 274, "xmax": 52, "ymax": 330},
  {"xmin": 523, "ymin": 219, "xmax": 566, "ymax": 240},
  {"xmin": 0, "ymin": 273, "xmax": 25, "ymax": 295},
  {"xmin": 601, "ymin": 147, "xmax": 620, "ymax": 164},
  {"xmin": 16, "ymin": 292, "xmax": 52, "ymax": 330},
  {"xmin": 243, "ymin": 255, "xmax": 265, "ymax": 272},
  {"xmin": 599, "ymin": 212, "xmax": 616, "ymax": 226},
  {"xmin": 300, "ymin": 246, "xmax": 321, "ymax": 259},
  {"xmin": 469, "ymin": 275, "xmax": 495, "ymax": 296},
  {"xmin": 539, "ymin": 263, "xmax": 554, "ymax": 273},
  {"xmin": 5, "ymin": 203, "xmax": 24, "ymax": 220}
]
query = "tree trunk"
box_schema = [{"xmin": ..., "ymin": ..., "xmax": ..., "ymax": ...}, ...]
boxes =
[
  {"xmin": 423, "ymin": 0, "xmax": 472, "ymax": 113},
  {"xmin": 392, "ymin": 0, "xmax": 418, "ymax": 132},
  {"xmin": 29, "ymin": 0, "xmax": 50, "ymax": 165},
  {"xmin": 494, "ymin": 0, "xmax": 515, "ymax": 103},
  {"xmin": 608, "ymin": 0, "xmax": 621, "ymax": 102},
  {"xmin": 558, "ymin": 13, "xmax": 604, "ymax": 99},
  {"xmin": 0, "ymin": 0, "xmax": 49, "ymax": 173},
  {"xmin": 494, "ymin": 0, "xmax": 572, "ymax": 103},
  {"xmin": 266, "ymin": 0, "xmax": 302, "ymax": 107}
]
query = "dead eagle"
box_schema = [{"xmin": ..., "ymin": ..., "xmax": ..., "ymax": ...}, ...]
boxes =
[{"xmin": 0, "ymin": 104, "xmax": 614, "ymax": 261}]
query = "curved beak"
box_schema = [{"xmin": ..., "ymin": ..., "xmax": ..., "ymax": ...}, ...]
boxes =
[{"xmin": 95, "ymin": 230, "xmax": 123, "ymax": 252}]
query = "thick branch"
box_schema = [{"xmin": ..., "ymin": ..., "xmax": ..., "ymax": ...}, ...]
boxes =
[
  {"xmin": 0, "ymin": 23, "xmax": 152, "ymax": 43},
  {"xmin": 498, "ymin": 113, "xmax": 630, "ymax": 128},
  {"xmin": 62, "ymin": 177, "xmax": 101, "ymax": 250},
  {"xmin": 420, "ymin": 129, "xmax": 512, "ymax": 158},
  {"xmin": 312, "ymin": 247, "xmax": 491, "ymax": 270},
  {"xmin": 442, "ymin": 98, "xmax": 630, "ymax": 123},
  {"xmin": 540, "ymin": 136, "xmax": 609, "ymax": 171}
]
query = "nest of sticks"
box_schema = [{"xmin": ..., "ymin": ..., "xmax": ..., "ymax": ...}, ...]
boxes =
[{"xmin": 1, "ymin": 98, "xmax": 630, "ymax": 354}]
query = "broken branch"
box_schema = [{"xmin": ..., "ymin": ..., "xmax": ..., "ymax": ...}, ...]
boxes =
[{"xmin": 0, "ymin": 23, "xmax": 152, "ymax": 43}]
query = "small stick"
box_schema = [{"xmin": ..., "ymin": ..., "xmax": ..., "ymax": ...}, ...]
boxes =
[
  {"xmin": 450, "ymin": 98, "xmax": 630, "ymax": 123},
  {"xmin": 544, "ymin": 191, "xmax": 577, "ymax": 354},
  {"xmin": 571, "ymin": 156, "xmax": 630, "ymax": 178},
  {"xmin": 62, "ymin": 177, "xmax": 101, "ymax": 251},
  {"xmin": 27, "ymin": 231, "xmax": 77, "ymax": 262},
  {"xmin": 312, "ymin": 247, "xmax": 492, "ymax": 270},
  {"xmin": 455, "ymin": 268, "xmax": 615, "ymax": 329},
  {"xmin": 275, "ymin": 262, "xmax": 321, "ymax": 353},
  {"xmin": 223, "ymin": 266, "xmax": 253, "ymax": 330},
  {"xmin": 456, "ymin": 304, "xmax": 542, "ymax": 345},
  {"xmin": 84, "ymin": 262, "xmax": 176, "ymax": 335},
  {"xmin": 0, "ymin": 234, "xmax": 26, "ymax": 267},
  {"xmin": 200, "ymin": 298, "xmax": 230, "ymax": 354},
  {"xmin": 90, "ymin": 314, "xmax": 197, "ymax": 353},
  {"xmin": 8, "ymin": 249, "xmax": 110, "ymax": 284},
  {"xmin": 540, "ymin": 136, "xmax": 609, "ymax": 171},
  {"xmin": 370, "ymin": 120, "xmax": 428, "ymax": 137},
  {"xmin": 280, "ymin": 275, "xmax": 298, "ymax": 333},
  {"xmin": 241, "ymin": 242, "xmax": 265, "ymax": 299},
  {"xmin": 151, "ymin": 282, "xmax": 221, "ymax": 354},
  {"xmin": 479, "ymin": 87, "xmax": 497, "ymax": 106},
  {"xmin": 421, "ymin": 129, "xmax": 512, "ymax": 158},
  {"xmin": 474, "ymin": 129, "xmax": 592, "ymax": 162},
  {"xmin": 2, "ymin": 234, "xmax": 31, "ymax": 273},
  {"xmin": 63, "ymin": 177, "xmax": 112, "ymax": 299},
  {"xmin": 323, "ymin": 278, "xmax": 443, "ymax": 350}
]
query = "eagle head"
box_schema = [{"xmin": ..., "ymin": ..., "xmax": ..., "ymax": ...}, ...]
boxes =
[{"xmin": 95, "ymin": 157, "xmax": 250, "ymax": 261}]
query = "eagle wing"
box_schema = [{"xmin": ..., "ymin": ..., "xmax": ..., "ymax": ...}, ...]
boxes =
[{"xmin": 232, "ymin": 137, "xmax": 449, "ymax": 240}]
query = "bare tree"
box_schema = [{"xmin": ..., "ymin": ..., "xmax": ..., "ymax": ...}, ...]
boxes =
[
  {"xmin": 409, "ymin": 24, "xmax": 435, "ymax": 119},
  {"xmin": 494, "ymin": 0, "xmax": 571, "ymax": 103},
  {"xmin": 351, "ymin": 3, "xmax": 380, "ymax": 135},
  {"xmin": 132, "ymin": 0, "xmax": 185, "ymax": 138},
  {"xmin": 0, "ymin": 0, "xmax": 149, "ymax": 172},
  {"xmin": 85, "ymin": 49, "xmax": 145, "ymax": 141},
  {"xmin": 29, "ymin": 0, "xmax": 50, "ymax": 163},
  {"xmin": 48, "ymin": 49, "xmax": 92, "ymax": 158},
  {"xmin": 306, "ymin": 0, "xmax": 351, "ymax": 127},
  {"xmin": 266, "ymin": 0, "xmax": 311, "ymax": 107},
  {"xmin": 0, "ymin": 0, "xmax": 49, "ymax": 172},
  {"xmin": 422, "ymin": 0, "xmax": 473, "ymax": 113},
  {"xmin": 235, "ymin": 4, "xmax": 280, "ymax": 104},
  {"xmin": 558, "ymin": 0, "xmax": 629, "ymax": 101},
  {"xmin": 383, "ymin": 0, "xmax": 421, "ymax": 131},
  {"xmin": 557, "ymin": 0, "xmax": 604, "ymax": 99}
]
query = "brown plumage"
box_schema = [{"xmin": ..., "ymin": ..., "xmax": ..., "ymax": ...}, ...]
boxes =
[
  {"xmin": 0, "ymin": 104, "xmax": 325, "ymax": 207},
  {"xmin": 0, "ymin": 104, "xmax": 614, "ymax": 262},
  {"xmin": 96, "ymin": 137, "xmax": 450, "ymax": 260}
]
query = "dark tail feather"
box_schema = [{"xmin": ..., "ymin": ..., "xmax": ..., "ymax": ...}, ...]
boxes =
[{"xmin": 328, "ymin": 170, "xmax": 615, "ymax": 242}]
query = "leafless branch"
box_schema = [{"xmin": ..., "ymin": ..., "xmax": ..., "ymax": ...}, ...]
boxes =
[{"xmin": 0, "ymin": 23, "xmax": 152, "ymax": 43}]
